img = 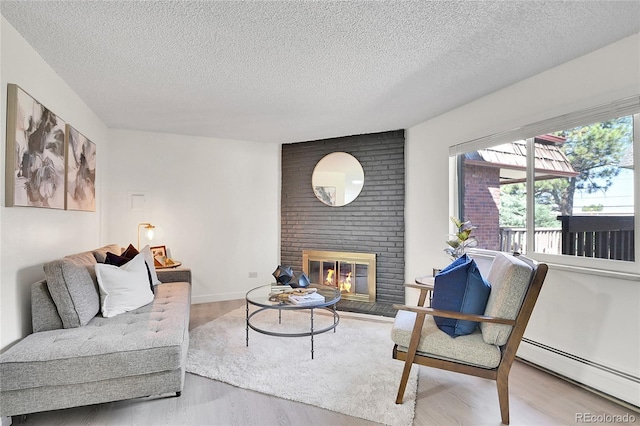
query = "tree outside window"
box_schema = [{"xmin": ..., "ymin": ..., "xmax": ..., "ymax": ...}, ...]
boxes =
[{"xmin": 461, "ymin": 115, "xmax": 635, "ymax": 261}]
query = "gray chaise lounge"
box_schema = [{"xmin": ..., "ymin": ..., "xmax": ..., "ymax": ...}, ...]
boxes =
[{"xmin": 0, "ymin": 244, "xmax": 192, "ymax": 418}]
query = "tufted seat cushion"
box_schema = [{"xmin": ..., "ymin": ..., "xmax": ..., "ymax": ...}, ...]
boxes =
[
  {"xmin": 0, "ymin": 281, "xmax": 190, "ymax": 392},
  {"xmin": 391, "ymin": 310, "xmax": 501, "ymax": 369}
]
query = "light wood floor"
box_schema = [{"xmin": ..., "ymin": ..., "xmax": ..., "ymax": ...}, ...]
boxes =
[{"xmin": 16, "ymin": 299, "xmax": 639, "ymax": 426}]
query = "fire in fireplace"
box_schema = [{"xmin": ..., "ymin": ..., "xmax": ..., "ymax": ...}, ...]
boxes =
[{"xmin": 302, "ymin": 250, "xmax": 376, "ymax": 302}]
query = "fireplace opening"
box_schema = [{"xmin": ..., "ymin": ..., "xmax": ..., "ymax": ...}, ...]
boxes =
[{"xmin": 302, "ymin": 250, "xmax": 376, "ymax": 302}]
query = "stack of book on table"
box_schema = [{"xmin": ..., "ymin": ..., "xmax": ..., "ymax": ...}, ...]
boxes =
[
  {"xmin": 268, "ymin": 285, "xmax": 293, "ymax": 302},
  {"xmin": 288, "ymin": 288, "xmax": 325, "ymax": 305},
  {"xmin": 268, "ymin": 286, "xmax": 325, "ymax": 305},
  {"xmin": 270, "ymin": 285, "xmax": 292, "ymax": 293}
]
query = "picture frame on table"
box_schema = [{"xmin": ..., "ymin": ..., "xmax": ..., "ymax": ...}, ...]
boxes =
[{"xmin": 151, "ymin": 245, "xmax": 167, "ymax": 259}]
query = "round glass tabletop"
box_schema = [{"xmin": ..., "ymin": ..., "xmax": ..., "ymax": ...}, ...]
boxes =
[{"xmin": 246, "ymin": 284, "xmax": 341, "ymax": 309}]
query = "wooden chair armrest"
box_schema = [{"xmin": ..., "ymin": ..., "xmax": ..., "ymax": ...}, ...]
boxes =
[
  {"xmin": 414, "ymin": 276, "xmax": 435, "ymax": 286},
  {"xmin": 392, "ymin": 304, "xmax": 516, "ymax": 325},
  {"xmin": 404, "ymin": 282, "xmax": 434, "ymax": 307},
  {"xmin": 405, "ymin": 282, "xmax": 434, "ymax": 291}
]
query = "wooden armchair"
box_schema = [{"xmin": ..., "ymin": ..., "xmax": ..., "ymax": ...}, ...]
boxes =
[{"xmin": 391, "ymin": 252, "xmax": 548, "ymax": 425}]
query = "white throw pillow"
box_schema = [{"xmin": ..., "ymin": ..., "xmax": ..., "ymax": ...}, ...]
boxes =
[
  {"xmin": 141, "ymin": 245, "xmax": 162, "ymax": 285},
  {"xmin": 95, "ymin": 253, "xmax": 154, "ymax": 317}
]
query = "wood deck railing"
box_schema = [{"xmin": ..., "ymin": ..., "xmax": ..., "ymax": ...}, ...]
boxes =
[
  {"xmin": 499, "ymin": 227, "xmax": 561, "ymax": 254},
  {"xmin": 557, "ymin": 215, "xmax": 635, "ymax": 261},
  {"xmin": 499, "ymin": 216, "xmax": 635, "ymax": 261}
]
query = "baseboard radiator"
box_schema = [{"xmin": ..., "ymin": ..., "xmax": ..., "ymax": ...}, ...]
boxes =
[{"xmin": 518, "ymin": 338, "xmax": 640, "ymax": 410}]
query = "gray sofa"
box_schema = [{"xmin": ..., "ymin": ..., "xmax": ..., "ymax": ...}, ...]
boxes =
[{"xmin": 0, "ymin": 244, "xmax": 192, "ymax": 417}]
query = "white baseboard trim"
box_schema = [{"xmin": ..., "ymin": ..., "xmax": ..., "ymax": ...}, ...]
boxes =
[
  {"xmin": 191, "ymin": 292, "xmax": 246, "ymax": 305},
  {"xmin": 518, "ymin": 339, "xmax": 640, "ymax": 408}
]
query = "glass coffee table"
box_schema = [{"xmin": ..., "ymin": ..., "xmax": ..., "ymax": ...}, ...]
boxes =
[{"xmin": 245, "ymin": 284, "xmax": 341, "ymax": 359}]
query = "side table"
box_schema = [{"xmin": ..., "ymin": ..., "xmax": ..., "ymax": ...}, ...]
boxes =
[{"xmin": 411, "ymin": 275, "xmax": 435, "ymax": 307}]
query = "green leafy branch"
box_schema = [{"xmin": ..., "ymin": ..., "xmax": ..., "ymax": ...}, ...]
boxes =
[{"xmin": 445, "ymin": 216, "xmax": 478, "ymax": 259}]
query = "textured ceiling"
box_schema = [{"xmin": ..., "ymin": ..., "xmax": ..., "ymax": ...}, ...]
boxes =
[{"xmin": 1, "ymin": 1, "xmax": 639, "ymax": 144}]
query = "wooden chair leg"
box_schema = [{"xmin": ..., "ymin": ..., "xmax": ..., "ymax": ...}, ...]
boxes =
[
  {"xmin": 395, "ymin": 312, "xmax": 426, "ymax": 404},
  {"xmin": 497, "ymin": 374, "xmax": 510, "ymax": 425},
  {"xmin": 395, "ymin": 354, "xmax": 414, "ymax": 404}
]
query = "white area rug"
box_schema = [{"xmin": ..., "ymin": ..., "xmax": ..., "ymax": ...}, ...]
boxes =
[{"xmin": 187, "ymin": 306, "xmax": 418, "ymax": 426}]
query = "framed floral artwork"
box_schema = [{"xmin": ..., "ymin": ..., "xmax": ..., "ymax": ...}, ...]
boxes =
[
  {"xmin": 65, "ymin": 124, "xmax": 96, "ymax": 211},
  {"xmin": 5, "ymin": 84, "xmax": 66, "ymax": 209}
]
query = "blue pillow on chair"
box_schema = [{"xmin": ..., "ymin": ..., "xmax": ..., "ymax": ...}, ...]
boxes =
[{"xmin": 432, "ymin": 254, "xmax": 491, "ymax": 337}]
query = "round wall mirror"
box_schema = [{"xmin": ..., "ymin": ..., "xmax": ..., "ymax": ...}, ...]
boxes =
[{"xmin": 312, "ymin": 152, "xmax": 364, "ymax": 207}]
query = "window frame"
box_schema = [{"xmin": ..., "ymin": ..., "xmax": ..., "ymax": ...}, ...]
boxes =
[{"xmin": 450, "ymin": 98, "xmax": 640, "ymax": 276}]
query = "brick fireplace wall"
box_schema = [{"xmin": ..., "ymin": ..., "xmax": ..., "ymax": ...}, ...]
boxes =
[{"xmin": 280, "ymin": 130, "xmax": 405, "ymax": 306}]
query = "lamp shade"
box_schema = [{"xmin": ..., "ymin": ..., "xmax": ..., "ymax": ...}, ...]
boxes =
[
  {"xmin": 272, "ymin": 265, "xmax": 294, "ymax": 285},
  {"xmin": 137, "ymin": 222, "xmax": 155, "ymax": 250}
]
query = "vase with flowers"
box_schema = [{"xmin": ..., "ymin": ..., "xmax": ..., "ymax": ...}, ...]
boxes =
[{"xmin": 444, "ymin": 216, "xmax": 478, "ymax": 260}]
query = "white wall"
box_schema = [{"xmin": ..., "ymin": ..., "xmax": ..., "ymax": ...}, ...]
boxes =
[
  {"xmin": 0, "ymin": 17, "xmax": 109, "ymax": 349},
  {"xmin": 406, "ymin": 34, "xmax": 640, "ymax": 405},
  {"xmin": 105, "ymin": 129, "xmax": 280, "ymax": 303}
]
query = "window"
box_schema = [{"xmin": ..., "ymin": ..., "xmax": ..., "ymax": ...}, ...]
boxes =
[
  {"xmin": 451, "ymin": 98, "xmax": 638, "ymax": 271},
  {"xmin": 534, "ymin": 116, "xmax": 634, "ymax": 261}
]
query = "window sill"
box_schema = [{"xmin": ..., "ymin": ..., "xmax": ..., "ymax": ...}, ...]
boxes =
[
  {"xmin": 467, "ymin": 248, "xmax": 640, "ymax": 282},
  {"xmin": 544, "ymin": 262, "xmax": 640, "ymax": 282}
]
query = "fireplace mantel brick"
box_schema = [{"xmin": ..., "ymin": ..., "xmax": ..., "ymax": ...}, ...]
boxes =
[{"xmin": 281, "ymin": 130, "xmax": 405, "ymax": 307}]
